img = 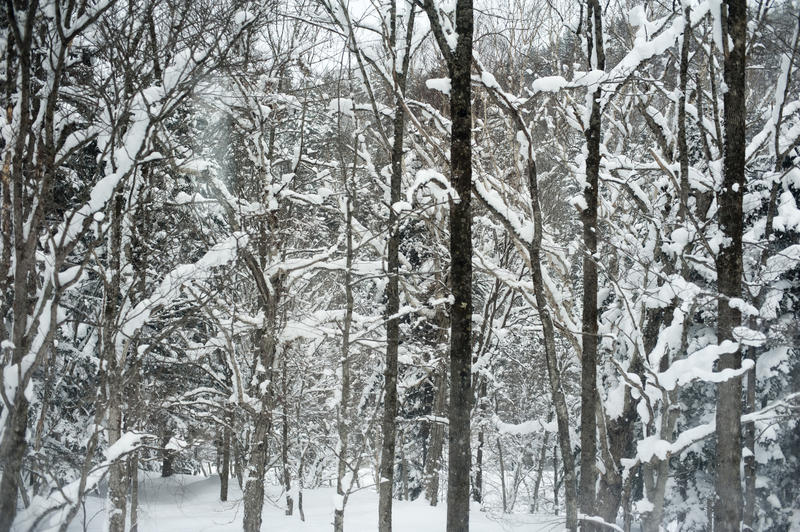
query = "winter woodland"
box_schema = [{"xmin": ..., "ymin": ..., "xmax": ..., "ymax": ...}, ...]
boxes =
[{"xmin": 1, "ymin": 0, "xmax": 800, "ymax": 530}]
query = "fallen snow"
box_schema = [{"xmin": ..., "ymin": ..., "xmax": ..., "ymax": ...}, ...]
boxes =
[{"xmin": 55, "ymin": 474, "xmax": 560, "ymax": 532}]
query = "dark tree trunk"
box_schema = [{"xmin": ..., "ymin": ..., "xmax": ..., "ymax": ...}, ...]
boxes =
[
  {"xmin": 445, "ymin": 1, "xmax": 474, "ymax": 530},
  {"xmin": 580, "ymin": 2, "xmax": 605, "ymax": 528},
  {"xmin": 424, "ymin": 354, "xmax": 448, "ymax": 506},
  {"xmin": 419, "ymin": 0, "xmax": 476, "ymax": 527},
  {"xmin": 242, "ymin": 410, "xmax": 272, "ymax": 532},
  {"xmin": 0, "ymin": 399, "xmax": 29, "ymax": 532},
  {"xmin": 379, "ymin": 5, "xmax": 415, "ymax": 530},
  {"xmin": 713, "ymin": 1, "xmax": 747, "ymax": 530},
  {"xmin": 220, "ymin": 414, "xmax": 231, "ymax": 502},
  {"xmin": 472, "ymin": 425, "xmax": 484, "ymax": 504},
  {"xmin": 282, "ymin": 357, "xmax": 293, "ymax": 516}
]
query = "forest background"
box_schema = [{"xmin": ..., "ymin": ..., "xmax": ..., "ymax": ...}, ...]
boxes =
[{"xmin": 1, "ymin": 0, "xmax": 799, "ymax": 531}]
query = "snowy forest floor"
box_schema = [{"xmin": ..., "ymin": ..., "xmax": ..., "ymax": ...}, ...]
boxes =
[{"xmin": 58, "ymin": 474, "xmax": 562, "ymax": 531}]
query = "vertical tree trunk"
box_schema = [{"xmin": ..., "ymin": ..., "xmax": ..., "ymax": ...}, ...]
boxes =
[
  {"xmin": 129, "ymin": 451, "xmax": 139, "ymax": 532},
  {"xmin": 298, "ymin": 446, "xmax": 306, "ymax": 522},
  {"xmin": 713, "ymin": 1, "xmax": 746, "ymax": 530},
  {"xmin": 220, "ymin": 413, "xmax": 231, "ymax": 502},
  {"xmin": 552, "ymin": 444, "xmax": 560, "ymax": 515},
  {"xmin": 242, "ymin": 410, "xmax": 272, "ymax": 532},
  {"xmin": 424, "ymin": 355, "xmax": 447, "ymax": 506},
  {"xmin": 243, "ymin": 281, "xmax": 280, "ymax": 532},
  {"xmin": 334, "ymin": 166, "xmax": 356, "ymax": 532},
  {"xmin": 0, "ymin": 399, "xmax": 30, "ymax": 532},
  {"xmin": 379, "ymin": 4, "xmax": 415, "ymax": 530},
  {"xmin": 515, "ymin": 129, "xmax": 578, "ymax": 528},
  {"xmin": 161, "ymin": 431, "xmax": 175, "ymax": 478},
  {"xmin": 531, "ymin": 431, "xmax": 549, "ymax": 513},
  {"xmin": 472, "ymin": 427, "xmax": 484, "ymax": 504},
  {"xmin": 445, "ymin": 1, "xmax": 474, "ymax": 530},
  {"xmin": 580, "ymin": 2, "xmax": 605, "ymax": 528},
  {"xmin": 282, "ymin": 353, "xmax": 293, "ymax": 516},
  {"xmin": 106, "ymin": 404, "xmax": 128, "ymax": 532},
  {"xmin": 497, "ymin": 438, "xmax": 507, "ymax": 512},
  {"xmin": 105, "ymin": 193, "xmax": 127, "ymax": 532}
]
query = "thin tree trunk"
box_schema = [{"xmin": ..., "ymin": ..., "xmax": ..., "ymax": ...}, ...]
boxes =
[
  {"xmin": 379, "ymin": 5, "xmax": 415, "ymax": 530},
  {"xmin": 713, "ymin": 1, "xmax": 746, "ymax": 529},
  {"xmin": 129, "ymin": 451, "xmax": 139, "ymax": 532},
  {"xmin": 497, "ymin": 438, "xmax": 507, "ymax": 513},
  {"xmin": 105, "ymin": 193, "xmax": 127, "ymax": 532},
  {"xmin": 472, "ymin": 427, "xmax": 484, "ymax": 504},
  {"xmin": 220, "ymin": 413, "xmax": 231, "ymax": 502},
  {"xmin": 531, "ymin": 431, "xmax": 549, "ymax": 513},
  {"xmin": 424, "ymin": 355, "xmax": 447, "ymax": 506},
  {"xmin": 107, "ymin": 400, "xmax": 127, "ymax": 532},
  {"xmin": 525, "ymin": 153, "xmax": 578, "ymax": 529},
  {"xmin": 334, "ymin": 159, "xmax": 356, "ymax": 532},
  {"xmin": 282, "ymin": 353, "xmax": 293, "ymax": 516},
  {"xmin": 552, "ymin": 444, "xmax": 560, "ymax": 516},
  {"xmin": 298, "ymin": 446, "xmax": 306, "ymax": 522}
]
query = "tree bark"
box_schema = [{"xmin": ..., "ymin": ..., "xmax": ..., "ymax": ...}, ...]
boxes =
[
  {"xmin": 282, "ymin": 355, "xmax": 293, "ymax": 516},
  {"xmin": 418, "ymin": 0, "xmax": 476, "ymax": 526},
  {"xmin": 522, "ymin": 143, "xmax": 578, "ymax": 528},
  {"xmin": 497, "ymin": 438, "xmax": 507, "ymax": 512},
  {"xmin": 580, "ymin": 2, "xmax": 605, "ymax": 528},
  {"xmin": 444, "ymin": 1, "xmax": 474, "ymax": 530},
  {"xmin": 334, "ymin": 158, "xmax": 356, "ymax": 532},
  {"xmin": 220, "ymin": 413, "xmax": 231, "ymax": 502},
  {"xmin": 713, "ymin": 1, "xmax": 747, "ymax": 530},
  {"xmin": 105, "ymin": 193, "xmax": 127, "ymax": 532},
  {"xmin": 379, "ymin": 4, "xmax": 415, "ymax": 530},
  {"xmin": 424, "ymin": 354, "xmax": 447, "ymax": 506},
  {"xmin": 0, "ymin": 399, "xmax": 29, "ymax": 532},
  {"xmin": 531, "ymin": 430, "xmax": 549, "ymax": 513},
  {"xmin": 242, "ymin": 280, "xmax": 281, "ymax": 532},
  {"xmin": 129, "ymin": 452, "xmax": 140, "ymax": 532},
  {"xmin": 472, "ymin": 422, "xmax": 484, "ymax": 504}
]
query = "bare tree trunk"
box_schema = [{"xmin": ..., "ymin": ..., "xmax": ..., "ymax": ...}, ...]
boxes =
[
  {"xmin": 445, "ymin": 2, "xmax": 474, "ymax": 530},
  {"xmin": 497, "ymin": 438, "xmax": 507, "ymax": 513},
  {"xmin": 0, "ymin": 399, "xmax": 30, "ymax": 532},
  {"xmin": 243, "ymin": 408, "xmax": 272, "ymax": 532},
  {"xmin": 472, "ymin": 426, "xmax": 484, "ymax": 504},
  {"xmin": 107, "ymin": 399, "xmax": 128, "ymax": 532},
  {"xmin": 298, "ymin": 446, "xmax": 306, "ymax": 522},
  {"xmin": 220, "ymin": 412, "xmax": 231, "ymax": 502},
  {"xmin": 531, "ymin": 431, "xmax": 549, "ymax": 513},
  {"xmin": 282, "ymin": 353, "xmax": 293, "ymax": 516},
  {"xmin": 743, "ymin": 359, "xmax": 756, "ymax": 530},
  {"xmin": 334, "ymin": 164, "xmax": 356, "ymax": 532},
  {"xmin": 580, "ymin": 2, "xmax": 605, "ymax": 528},
  {"xmin": 379, "ymin": 5, "xmax": 415, "ymax": 530},
  {"xmin": 129, "ymin": 451, "xmax": 139, "ymax": 532},
  {"xmin": 524, "ymin": 151, "xmax": 578, "ymax": 529},
  {"xmin": 552, "ymin": 444, "xmax": 560, "ymax": 515},
  {"xmin": 713, "ymin": 1, "xmax": 746, "ymax": 530},
  {"xmin": 105, "ymin": 193, "xmax": 127, "ymax": 532},
  {"xmin": 424, "ymin": 356, "xmax": 447, "ymax": 506},
  {"xmin": 243, "ymin": 283, "xmax": 280, "ymax": 532}
]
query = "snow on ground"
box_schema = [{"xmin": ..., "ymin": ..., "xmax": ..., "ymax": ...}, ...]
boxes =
[{"xmin": 62, "ymin": 473, "xmax": 563, "ymax": 532}]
